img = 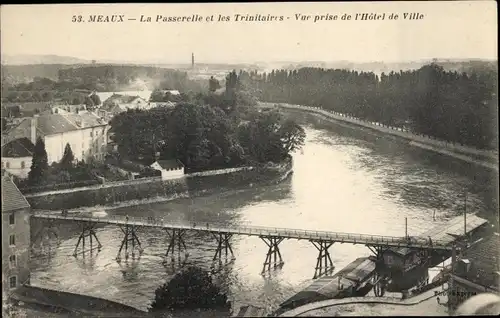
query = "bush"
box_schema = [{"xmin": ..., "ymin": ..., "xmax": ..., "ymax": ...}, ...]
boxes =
[{"xmin": 149, "ymin": 267, "xmax": 231, "ymax": 315}]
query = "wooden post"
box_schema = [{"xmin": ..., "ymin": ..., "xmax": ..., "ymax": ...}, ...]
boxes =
[
  {"xmin": 464, "ymin": 192, "xmax": 467, "ymax": 237},
  {"xmin": 405, "ymin": 217, "xmax": 408, "ymax": 238}
]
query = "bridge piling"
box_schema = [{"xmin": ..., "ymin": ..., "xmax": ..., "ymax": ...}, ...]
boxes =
[
  {"xmin": 260, "ymin": 236, "xmax": 285, "ymax": 274},
  {"xmin": 212, "ymin": 233, "xmax": 235, "ymax": 261},
  {"xmin": 73, "ymin": 222, "xmax": 102, "ymax": 257},
  {"xmin": 311, "ymin": 240, "xmax": 334, "ymax": 279},
  {"xmin": 165, "ymin": 229, "xmax": 188, "ymax": 261},
  {"xmin": 116, "ymin": 224, "xmax": 143, "ymax": 262}
]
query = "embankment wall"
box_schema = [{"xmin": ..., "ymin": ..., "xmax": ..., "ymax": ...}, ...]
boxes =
[
  {"xmin": 274, "ymin": 103, "xmax": 498, "ymax": 171},
  {"xmin": 26, "ymin": 158, "xmax": 293, "ymax": 210}
]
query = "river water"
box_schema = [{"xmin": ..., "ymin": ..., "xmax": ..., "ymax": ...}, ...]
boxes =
[{"xmin": 30, "ymin": 110, "xmax": 498, "ymax": 313}]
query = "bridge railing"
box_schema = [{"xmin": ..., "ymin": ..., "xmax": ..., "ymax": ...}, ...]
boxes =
[{"xmin": 34, "ymin": 213, "xmax": 451, "ymax": 248}]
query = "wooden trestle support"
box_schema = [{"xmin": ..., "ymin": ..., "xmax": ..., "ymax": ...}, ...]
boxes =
[
  {"xmin": 260, "ymin": 236, "xmax": 285, "ymax": 274},
  {"xmin": 116, "ymin": 224, "xmax": 143, "ymax": 262},
  {"xmin": 164, "ymin": 229, "xmax": 188, "ymax": 262},
  {"xmin": 311, "ymin": 240, "xmax": 335, "ymax": 279},
  {"xmin": 73, "ymin": 222, "xmax": 102, "ymax": 257},
  {"xmin": 212, "ymin": 233, "xmax": 235, "ymax": 261}
]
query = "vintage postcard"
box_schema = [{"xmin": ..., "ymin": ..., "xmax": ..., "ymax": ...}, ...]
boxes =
[{"xmin": 1, "ymin": 1, "xmax": 498, "ymax": 317}]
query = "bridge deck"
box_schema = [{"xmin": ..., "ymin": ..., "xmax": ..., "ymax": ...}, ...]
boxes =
[{"xmin": 32, "ymin": 213, "xmax": 455, "ymax": 250}]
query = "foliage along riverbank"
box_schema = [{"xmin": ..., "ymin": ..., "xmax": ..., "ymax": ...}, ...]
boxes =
[
  {"xmin": 27, "ymin": 156, "xmax": 293, "ymax": 210},
  {"xmin": 241, "ymin": 63, "xmax": 498, "ymax": 151}
]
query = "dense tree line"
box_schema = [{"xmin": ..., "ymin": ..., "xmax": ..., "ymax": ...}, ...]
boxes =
[
  {"xmin": 243, "ymin": 64, "xmax": 498, "ymax": 150},
  {"xmin": 110, "ymin": 72, "xmax": 305, "ymax": 171}
]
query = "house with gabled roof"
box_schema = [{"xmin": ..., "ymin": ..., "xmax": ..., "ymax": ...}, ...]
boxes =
[
  {"xmin": 149, "ymin": 159, "xmax": 185, "ymax": 180},
  {"xmin": 1, "ymin": 137, "xmax": 35, "ymax": 179},
  {"xmin": 2, "ymin": 112, "xmax": 109, "ymax": 164}
]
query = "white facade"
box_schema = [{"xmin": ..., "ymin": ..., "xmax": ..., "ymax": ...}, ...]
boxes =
[
  {"xmin": 150, "ymin": 161, "xmax": 184, "ymax": 180},
  {"xmin": 1, "ymin": 157, "xmax": 32, "ymax": 179},
  {"xmin": 44, "ymin": 125, "xmax": 108, "ymax": 163}
]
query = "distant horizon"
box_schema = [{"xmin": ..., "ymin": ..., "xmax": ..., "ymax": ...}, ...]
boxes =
[{"xmin": 1, "ymin": 53, "xmax": 497, "ymax": 67}]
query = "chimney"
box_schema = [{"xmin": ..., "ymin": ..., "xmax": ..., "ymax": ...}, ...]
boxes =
[
  {"xmin": 30, "ymin": 116, "xmax": 37, "ymax": 144},
  {"xmin": 457, "ymin": 259, "xmax": 471, "ymax": 275}
]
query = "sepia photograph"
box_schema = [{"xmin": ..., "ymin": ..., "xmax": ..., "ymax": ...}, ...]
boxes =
[{"xmin": 1, "ymin": 1, "xmax": 499, "ymax": 317}]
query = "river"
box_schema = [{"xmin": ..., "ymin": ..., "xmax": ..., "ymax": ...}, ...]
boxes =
[{"xmin": 29, "ymin": 110, "xmax": 498, "ymax": 314}]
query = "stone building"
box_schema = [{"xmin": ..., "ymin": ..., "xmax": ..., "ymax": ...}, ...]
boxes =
[{"xmin": 1, "ymin": 175, "xmax": 31, "ymax": 295}]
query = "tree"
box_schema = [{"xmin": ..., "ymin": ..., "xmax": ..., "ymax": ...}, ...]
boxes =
[
  {"xmin": 28, "ymin": 137, "xmax": 49, "ymax": 186},
  {"xmin": 209, "ymin": 76, "xmax": 221, "ymax": 92},
  {"xmin": 60, "ymin": 143, "xmax": 75, "ymax": 170},
  {"xmin": 90, "ymin": 92, "xmax": 101, "ymax": 106},
  {"xmin": 149, "ymin": 267, "xmax": 231, "ymax": 315},
  {"xmin": 84, "ymin": 96, "xmax": 95, "ymax": 110}
]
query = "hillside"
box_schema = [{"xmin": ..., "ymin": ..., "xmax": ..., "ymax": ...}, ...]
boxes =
[{"xmin": 1, "ymin": 54, "xmax": 92, "ymax": 65}]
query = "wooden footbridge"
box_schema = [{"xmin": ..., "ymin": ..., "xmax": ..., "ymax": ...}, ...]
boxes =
[{"xmin": 31, "ymin": 213, "xmax": 485, "ymax": 279}]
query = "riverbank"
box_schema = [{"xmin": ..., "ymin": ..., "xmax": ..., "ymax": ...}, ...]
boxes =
[
  {"xmin": 27, "ymin": 157, "xmax": 293, "ymax": 210},
  {"xmin": 271, "ymin": 103, "xmax": 498, "ymax": 171},
  {"xmin": 10, "ymin": 284, "xmax": 148, "ymax": 317}
]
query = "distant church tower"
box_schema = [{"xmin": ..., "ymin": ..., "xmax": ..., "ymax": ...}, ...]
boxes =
[{"xmin": 191, "ymin": 53, "xmax": 195, "ymax": 69}]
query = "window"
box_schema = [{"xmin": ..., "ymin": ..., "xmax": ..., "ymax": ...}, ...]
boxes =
[
  {"xmin": 9, "ymin": 213, "xmax": 15, "ymax": 225},
  {"xmin": 1, "ymin": 161, "xmax": 4, "ymax": 168},
  {"xmin": 9, "ymin": 255, "xmax": 16, "ymax": 268},
  {"xmin": 90, "ymin": 131, "xmax": 93, "ymax": 137},
  {"xmin": 9, "ymin": 234, "xmax": 15, "ymax": 246},
  {"xmin": 9, "ymin": 276, "xmax": 17, "ymax": 289},
  {"xmin": 6, "ymin": 161, "xmax": 10, "ymax": 169},
  {"xmin": 21, "ymin": 161, "xmax": 25, "ymax": 169},
  {"xmin": 386, "ymin": 255, "xmax": 394, "ymax": 265}
]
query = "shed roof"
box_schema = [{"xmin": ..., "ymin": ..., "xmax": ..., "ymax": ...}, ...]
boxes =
[
  {"xmin": 1, "ymin": 176, "xmax": 30, "ymax": 213},
  {"xmin": 419, "ymin": 214, "xmax": 488, "ymax": 245},
  {"xmin": 280, "ymin": 257, "xmax": 376, "ymax": 309},
  {"xmin": 155, "ymin": 159, "xmax": 184, "ymax": 170}
]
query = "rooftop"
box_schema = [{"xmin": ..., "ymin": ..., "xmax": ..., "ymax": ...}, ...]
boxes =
[
  {"xmin": 458, "ymin": 232, "xmax": 500, "ymax": 290},
  {"xmin": 1, "ymin": 176, "xmax": 31, "ymax": 213},
  {"xmin": 1, "ymin": 137, "xmax": 35, "ymax": 157},
  {"xmin": 3, "ymin": 112, "xmax": 107, "ymax": 142},
  {"xmin": 2, "ymin": 102, "xmax": 54, "ymax": 117},
  {"xmin": 154, "ymin": 159, "xmax": 184, "ymax": 170},
  {"xmin": 103, "ymin": 94, "xmax": 144, "ymax": 105}
]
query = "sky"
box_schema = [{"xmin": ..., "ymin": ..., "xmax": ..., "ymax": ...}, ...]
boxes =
[{"xmin": 1, "ymin": 1, "xmax": 497, "ymax": 64}]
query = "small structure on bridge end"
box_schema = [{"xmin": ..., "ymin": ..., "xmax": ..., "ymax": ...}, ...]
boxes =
[
  {"xmin": 1, "ymin": 175, "xmax": 31, "ymax": 296},
  {"xmin": 377, "ymin": 246, "xmax": 429, "ymax": 293}
]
